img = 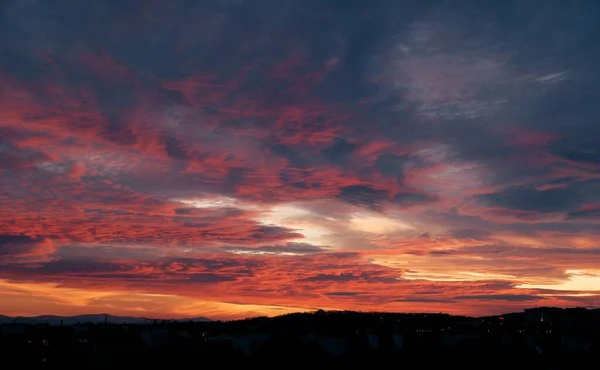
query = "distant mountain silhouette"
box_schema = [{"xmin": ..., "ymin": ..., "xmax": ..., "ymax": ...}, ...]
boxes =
[{"xmin": 0, "ymin": 313, "xmax": 211, "ymax": 325}]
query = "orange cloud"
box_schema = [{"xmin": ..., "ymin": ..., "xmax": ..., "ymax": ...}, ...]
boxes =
[{"xmin": 1, "ymin": 0, "xmax": 599, "ymax": 319}]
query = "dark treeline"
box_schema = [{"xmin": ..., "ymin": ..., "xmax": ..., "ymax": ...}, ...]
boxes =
[{"xmin": 1, "ymin": 307, "xmax": 599, "ymax": 368}]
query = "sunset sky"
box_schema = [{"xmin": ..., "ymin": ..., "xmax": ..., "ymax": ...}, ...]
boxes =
[{"xmin": 1, "ymin": 0, "xmax": 599, "ymax": 321}]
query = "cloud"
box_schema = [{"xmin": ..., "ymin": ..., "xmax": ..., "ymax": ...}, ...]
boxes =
[
  {"xmin": 0, "ymin": 234, "xmax": 54, "ymax": 258},
  {"xmin": 188, "ymin": 273, "xmax": 236, "ymax": 283},
  {"xmin": 447, "ymin": 229, "xmax": 493, "ymax": 240},
  {"xmin": 452, "ymin": 294, "xmax": 543, "ymax": 302},
  {"xmin": 477, "ymin": 185, "xmax": 588, "ymax": 214},
  {"xmin": 321, "ymin": 137, "xmax": 357, "ymax": 166},
  {"xmin": 223, "ymin": 242, "xmax": 329, "ymax": 256},
  {"xmin": 392, "ymin": 191, "xmax": 437, "ymax": 206},
  {"xmin": 374, "ymin": 153, "xmax": 411, "ymax": 182},
  {"xmin": 323, "ymin": 292, "xmax": 367, "ymax": 297},
  {"xmin": 391, "ymin": 297, "xmax": 453, "ymax": 303},
  {"xmin": 566, "ymin": 205, "xmax": 600, "ymax": 221},
  {"xmin": 0, "ymin": 139, "xmax": 53, "ymax": 172},
  {"xmin": 336, "ymin": 185, "xmax": 390, "ymax": 210},
  {"xmin": 1, "ymin": 0, "xmax": 599, "ymax": 319},
  {"xmin": 299, "ymin": 270, "xmax": 400, "ymax": 284}
]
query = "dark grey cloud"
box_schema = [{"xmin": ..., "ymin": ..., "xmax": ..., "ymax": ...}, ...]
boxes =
[
  {"xmin": 321, "ymin": 137, "xmax": 357, "ymax": 166},
  {"xmin": 301, "ymin": 273, "xmax": 357, "ymax": 282},
  {"xmin": 566, "ymin": 208, "xmax": 600, "ymax": 221},
  {"xmin": 0, "ymin": 140, "xmax": 51, "ymax": 172},
  {"xmin": 447, "ymin": 229, "xmax": 493, "ymax": 240},
  {"xmin": 269, "ymin": 143, "xmax": 307, "ymax": 168},
  {"xmin": 2, "ymin": 0, "xmax": 597, "ymax": 205},
  {"xmin": 161, "ymin": 257, "xmax": 264, "ymax": 273},
  {"xmin": 428, "ymin": 250, "xmax": 454, "ymax": 256},
  {"xmin": 0, "ymin": 259, "xmax": 130, "ymax": 276},
  {"xmin": 392, "ymin": 192, "xmax": 437, "ymax": 206},
  {"xmin": 477, "ymin": 183, "xmax": 595, "ymax": 214},
  {"xmin": 0, "ymin": 234, "xmax": 44, "ymax": 257},
  {"xmin": 374, "ymin": 153, "xmax": 411, "ymax": 183},
  {"xmin": 187, "ymin": 273, "xmax": 236, "ymax": 283},
  {"xmin": 380, "ymin": 1, "xmax": 600, "ymax": 191},
  {"xmin": 336, "ymin": 185, "xmax": 389, "ymax": 210},
  {"xmin": 0, "ymin": 255, "xmax": 261, "ymax": 283},
  {"xmin": 162, "ymin": 136, "xmax": 190, "ymax": 161},
  {"xmin": 56, "ymin": 245, "xmax": 158, "ymax": 261},
  {"xmin": 551, "ymin": 138, "xmax": 600, "ymax": 166}
]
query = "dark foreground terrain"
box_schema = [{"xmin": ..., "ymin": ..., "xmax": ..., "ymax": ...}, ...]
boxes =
[{"xmin": 1, "ymin": 307, "xmax": 598, "ymax": 368}]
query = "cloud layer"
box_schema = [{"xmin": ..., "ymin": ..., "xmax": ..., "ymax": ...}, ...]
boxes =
[{"xmin": 1, "ymin": 0, "xmax": 599, "ymax": 319}]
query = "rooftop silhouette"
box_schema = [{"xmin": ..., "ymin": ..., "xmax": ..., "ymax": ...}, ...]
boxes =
[{"xmin": 2, "ymin": 307, "xmax": 599, "ymax": 368}]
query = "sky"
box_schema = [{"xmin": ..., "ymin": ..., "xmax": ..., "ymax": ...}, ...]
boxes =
[{"xmin": 1, "ymin": 0, "xmax": 599, "ymax": 321}]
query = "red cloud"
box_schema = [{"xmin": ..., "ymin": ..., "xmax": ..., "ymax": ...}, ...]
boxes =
[
  {"xmin": 2, "ymin": 250, "xmax": 596, "ymax": 318},
  {"xmin": 1, "ymin": 23, "xmax": 599, "ymax": 320}
]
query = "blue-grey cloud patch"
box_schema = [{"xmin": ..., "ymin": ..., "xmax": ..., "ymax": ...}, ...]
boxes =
[
  {"xmin": 300, "ymin": 273, "xmax": 357, "ymax": 282},
  {"xmin": 321, "ymin": 137, "xmax": 357, "ymax": 166},
  {"xmin": 392, "ymin": 191, "xmax": 437, "ymax": 206},
  {"xmin": 0, "ymin": 255, "xmax": 264, "ymax": 282},
  {"xmin": 566, "ymin": 208, "xmax": 600, "ymax": 221},
  {"xmin": 447, "ymin": 229, "xmax": 493, "ymax": 240},
  {"xmin": 0, "ymin": 140, "xmax": 52, "ymax": 172},
  {"xmin": 0, "ymin": 259, "xmax": 131, "ymax": 277},
  {"xmin": 187, "ymin": 273, "xmax": 236, "ymax": 283},
  {"xmin": 374, "ymin": 153, "xmax": 411, "ymax": 183},
  {"xmin": 336, "ymin": 185, "xmax": 389, "ymax": 210},
  {"xmin": 269, "ymin": 143, "xmax": 307, "ymax": 168},
  {"xmin": 0, "ymin": 234, "xmax": 46, "ymax": 257},
  {"xmin": 477, "ymin": 183, "xmax": 595, "ymax": 214},
  {"xmin": 551, "ymin": 138, "xmax": 600, "ymax": 166}
]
